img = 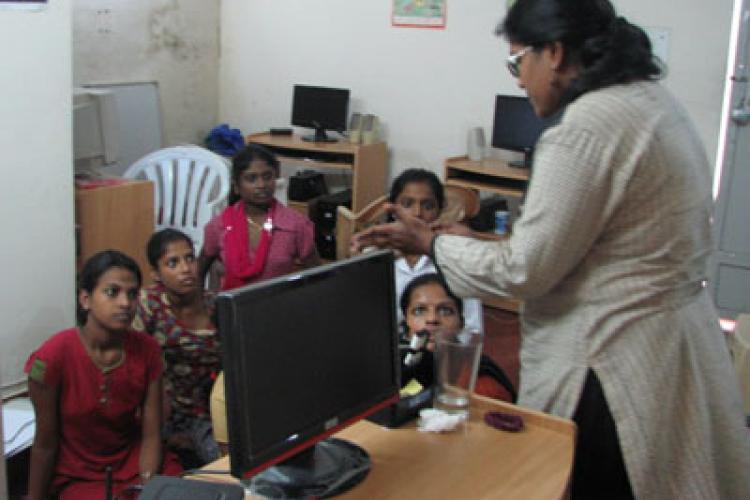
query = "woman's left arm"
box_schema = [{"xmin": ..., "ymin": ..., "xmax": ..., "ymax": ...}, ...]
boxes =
[{"xmin": 139, "ymin": 376, "xmax": 163, "ymax": 482}]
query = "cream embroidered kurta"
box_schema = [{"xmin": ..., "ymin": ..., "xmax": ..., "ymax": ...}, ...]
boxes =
[{"xmin": 434, "ymin": 82, "xmax": 750, "ymax": 499}]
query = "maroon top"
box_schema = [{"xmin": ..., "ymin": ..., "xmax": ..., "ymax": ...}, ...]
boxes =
[{"xmin": 25, "ymin": 328, "xmax": 180, "ymax": 499}]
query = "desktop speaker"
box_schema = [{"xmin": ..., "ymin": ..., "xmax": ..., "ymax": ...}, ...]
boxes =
[
  {"xmin": 348, "ymin": 112, "xmax": 363, "ymax": 144},
  {"xmin": 361, "ymin": 114, "xmax": 380, "ymax": 145},
  {"xmin": 467, "ymin": 127, "xmax": 485, "ymax": 161}
]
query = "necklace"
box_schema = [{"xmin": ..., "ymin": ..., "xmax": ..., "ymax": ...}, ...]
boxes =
[{"xmin": 246, "ymin": 214, "xmax": 274, "ymax": 231}]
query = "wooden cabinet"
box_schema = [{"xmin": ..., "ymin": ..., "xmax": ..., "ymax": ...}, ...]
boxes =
[
  {"xmin": 75, "ymin": 180, "xmax": 154, "ymax": 283},
  {"xmin": 247, "ymin": 133, "xmax": 388, "ymax": 213},
  {"xmin": 444, "ymin": 156, "xmax": 530, "ymax": 312}
]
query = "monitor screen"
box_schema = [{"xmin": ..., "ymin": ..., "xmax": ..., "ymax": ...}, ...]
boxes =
[
  {"xmin": 217, "ymin": 250, "xmax": 400, "ymax": 485},
  {"xmin": 491, "ymin": 95, "xmax": 552, "ymax": 155},
  {"xmin": 291, "ymin": 84, "xmax": 350, "ymax": 142}
]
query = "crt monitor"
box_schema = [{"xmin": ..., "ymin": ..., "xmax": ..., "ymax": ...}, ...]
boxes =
[
  {"xmin": 216, "ymin": 250, "xmax": 400, "ymax": 498},
  {"xmin": 491, "ymin": 95, "xmax": 553, "ymax": 168},
  {"xmin": 73, "ymin": 87, "xmax": 120, "ymax": 174},
  {"xmin": 291, "ymin": 84, "xmax": 350, "ymax": 143}
]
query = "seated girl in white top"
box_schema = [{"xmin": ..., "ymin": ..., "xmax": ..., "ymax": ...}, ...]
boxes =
[{"xmin": 388, "ymin": 168, "xmax": 482, "ymax": 333}]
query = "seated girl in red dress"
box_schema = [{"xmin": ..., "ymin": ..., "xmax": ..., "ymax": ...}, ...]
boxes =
[
  {"xmin": 198, "ymin": 143, "xmax": 319, "ymax": 290},
  {"xmin": 25, "ymin": 250, "xmax": 181, "ymax": 500},
  {"xmin": 399, "ymin": 273, "xmax": 516, "ymax": 403},
  {"xmin": 133, "ymin": 228, "xmax": 221, "ymax": 467}
]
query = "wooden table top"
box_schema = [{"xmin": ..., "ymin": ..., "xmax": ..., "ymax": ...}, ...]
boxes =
[{"xmin": 192, "ymin": 395, "xmax": 575, "ymax": 500}]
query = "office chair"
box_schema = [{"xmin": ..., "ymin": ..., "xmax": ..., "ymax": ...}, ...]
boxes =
[{"xmin": 123, "ymin": 146, "xmax": 230, "ymax": 254}]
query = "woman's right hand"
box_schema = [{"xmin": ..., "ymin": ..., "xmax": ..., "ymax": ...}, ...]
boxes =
[{"xmin": 350, "ymin": 203, "xmax": 435, "ymax": 256}]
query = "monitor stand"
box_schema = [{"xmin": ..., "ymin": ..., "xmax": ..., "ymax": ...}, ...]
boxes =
[
  {"xmin": 302, "ymin": 126, "xmax": 338, "ymax": 143},
  {"xmin": 247, "ymin": 438, "xmax": 371, "ymax": 499}
]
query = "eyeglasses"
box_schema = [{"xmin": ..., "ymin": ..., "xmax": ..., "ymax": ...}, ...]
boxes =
[{"xmin": 506, "ymin": 45, "xmax": 534, "ymax": 77}]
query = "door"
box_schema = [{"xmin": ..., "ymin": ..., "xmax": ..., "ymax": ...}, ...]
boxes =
[{"xmin": 712, "ymin": 0, "xmax": 750, "ymax": 318}]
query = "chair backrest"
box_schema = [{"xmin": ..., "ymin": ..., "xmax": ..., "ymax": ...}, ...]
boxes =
[
  {"xmin": 335, "ymin": 184, "xmax": 480, "ymax": 260},
  {"xmin": 123, "ymin": 146, "xmax": 231, "ymax": 254}
]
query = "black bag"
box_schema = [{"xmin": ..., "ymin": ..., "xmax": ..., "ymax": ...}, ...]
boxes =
[{"xmin": 288, "ymin": 170, "xmax": 327, "ymax": 201}]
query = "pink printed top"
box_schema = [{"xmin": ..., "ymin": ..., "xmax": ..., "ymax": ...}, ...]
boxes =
[{"xmin": 202, "ymin": 200, "xmax": 316, "ymax": 285}]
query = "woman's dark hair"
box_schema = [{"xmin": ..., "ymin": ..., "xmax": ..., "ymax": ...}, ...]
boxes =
[
  {"xmin": 77, "ymin": 250, "xmax": 142, "ymax": 325},
  {"xmin": 146, "ymin": 228, "xmax": 194, "ymax": 268},
  {"xmin": 498, "ymin": 0, "xmax": 662, "ymax": 96},
  {"xmin": 228, "ymin": 144, "xmax": 280, "ymax": 205},
  {"xmin": 399, "ymin": 273, "xmax": 464, "ymax": 326},
  {"xmin": 389, "ymin": 168, "xmax": 445, "ymax": 210}
]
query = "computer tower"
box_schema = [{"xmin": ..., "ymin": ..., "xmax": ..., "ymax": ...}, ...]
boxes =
[
  {"xmin": 313, "ymin": 189, "xmax": 352, "ymax": 229},
  {"xmin": 312, "ymin": 189, "xmax": 352, "ymax": 259}
]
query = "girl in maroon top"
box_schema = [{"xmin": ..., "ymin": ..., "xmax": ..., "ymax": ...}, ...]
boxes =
[
  {"xmin": 198, "ymin": 144, "xmax": 318, "ymax": 290},
  {"xmin": 26, "ymin": 251, "xmax": 181, "ymax": 500}
]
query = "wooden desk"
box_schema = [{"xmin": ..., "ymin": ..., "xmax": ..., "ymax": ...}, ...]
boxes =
[
  {"xmin": 246, "ymin": 133, "xmax": 388, "ymax": 213},
  {"xmin": 194, "ymin": 395, "xmax": 575, "ymax": 500},
  {"xmin": 444, "ymin": 156, "xmax": 530, "ymax": 199}
]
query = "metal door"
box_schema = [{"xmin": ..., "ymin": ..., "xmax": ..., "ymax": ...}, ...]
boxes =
[{"xmin": 712, "ymin": 0, "xmax": 750, "ymax": 318}]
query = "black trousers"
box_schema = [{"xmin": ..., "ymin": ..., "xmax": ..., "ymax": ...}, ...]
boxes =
[{"xmin": 571, "ymin": 370, "xmax": 635, "ymax": 500}]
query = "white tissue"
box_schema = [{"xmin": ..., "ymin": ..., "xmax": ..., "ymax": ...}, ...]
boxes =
[{"xmin": 417, "ymin": 408, "xmax": 464, "ymax": 433}]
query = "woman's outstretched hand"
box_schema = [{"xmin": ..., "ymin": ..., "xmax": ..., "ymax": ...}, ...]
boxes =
[{"xmin": 350, "ymin": 203, "xmax": 436, "ymax": 256}]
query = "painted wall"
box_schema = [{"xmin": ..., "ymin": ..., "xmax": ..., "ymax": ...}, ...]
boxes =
[
  {"xmin": 0, "ymin": 0, "xmax": 74, "ymax": 395},
  {"xmin": 73, "ymin": 0, "xmax": 220, "ymax": 148},
  {"xmin": 219, "ymin": 0, "xmax": 733, "ymax": 180}
]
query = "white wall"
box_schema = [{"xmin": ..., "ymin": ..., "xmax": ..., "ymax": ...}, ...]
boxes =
[
  {"xmin": 0, "ymin": 1, "xmax": 74, "ymax": 395},
  {"xmin": 73, "ymin": 0, "xmax": 220, "ymax": 148},
  {"xmin": 219, "ymin": 0, "xmax": 733, "ymax": 180}
]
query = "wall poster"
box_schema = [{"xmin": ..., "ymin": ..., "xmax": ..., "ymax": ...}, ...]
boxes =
[
  {"xmin": 392, "ymin": 0, "xmax": 446, "ymax": 29},
  {"xmin": 0, "ymin": 0, "xmax": 47, "ymax": 10}
]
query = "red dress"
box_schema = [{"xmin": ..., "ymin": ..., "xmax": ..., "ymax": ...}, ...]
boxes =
[{"xmin": 25, "ymin": 328, "xmax": 181, "ymax": 499}]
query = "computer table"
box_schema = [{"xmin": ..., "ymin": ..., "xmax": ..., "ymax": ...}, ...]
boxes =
[{"xmin": 193, "ymin": 395, "xmax": 575, "ymax": 500}]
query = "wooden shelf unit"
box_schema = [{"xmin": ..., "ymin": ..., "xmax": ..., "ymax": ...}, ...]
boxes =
[
  {"xmin": 75, "ymin": 180, "xmax": 154, "ymax": 283},
  {"xmin": 444, "ymin": 156, "xmax": 529, "ymax": 313},
  {"xmin": 247, "ymin": 133, "xmax": 388, "ymax": 213}
]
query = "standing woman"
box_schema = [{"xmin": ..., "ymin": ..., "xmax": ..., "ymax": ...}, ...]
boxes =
[
  {"xmin": 133, "ymin": 229, "xmax": 221, "ymax": 467},
  {"xmin": 353, "ymin": 0, "xmax": 750, "ymax": 498},
  {"xmin": 198, "ymin": 144, "xmax": 318, "ymax": 290},
  {"xmin": 26, "ymin": 251, "xmax": 180, "ymax": 500}
]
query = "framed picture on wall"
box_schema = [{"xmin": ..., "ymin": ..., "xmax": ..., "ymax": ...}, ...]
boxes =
[
  {"xmin": 392, "ymin": 0, "xmax": 447, "ymax": 29},
  {"xmin": 0, "ymin": 0, "xmax": 47, "ymax": 11}
]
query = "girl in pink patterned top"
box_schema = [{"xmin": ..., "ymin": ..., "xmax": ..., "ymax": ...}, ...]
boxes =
[
  {"xmin": 198, "ymin": 144, "xmax": 319, "ymax": 290},
  {"xmin": 134, "ymin": 228, "xmax": 221, "ymax": 467}
]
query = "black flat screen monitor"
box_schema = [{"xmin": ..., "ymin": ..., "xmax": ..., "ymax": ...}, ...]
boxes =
[
  {"xmin": 291, "ymin": 84, "xmax": 350, "ymax": 143},
  {"xmin": 491, "ymin": 95, "xmax": 553, "ymax": 168},
  {"xmin": 217, "ymin": 250, "xmax": 400, "ymax": 498}
]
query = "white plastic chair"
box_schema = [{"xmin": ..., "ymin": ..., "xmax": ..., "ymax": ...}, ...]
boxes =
[{"xmin": 123, "ymin": 146, "xmax": 231, "ymax": 254}]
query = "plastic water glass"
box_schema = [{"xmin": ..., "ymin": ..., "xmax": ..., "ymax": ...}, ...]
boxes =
[{"xmin": 433, "ymin": 328, "xmax": 483, "ymax": 420}]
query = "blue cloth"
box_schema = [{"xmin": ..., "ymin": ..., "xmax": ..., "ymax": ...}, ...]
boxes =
[{"xmin": 204, "ymin": 124, "xmax": 245, "ymax": 157}]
